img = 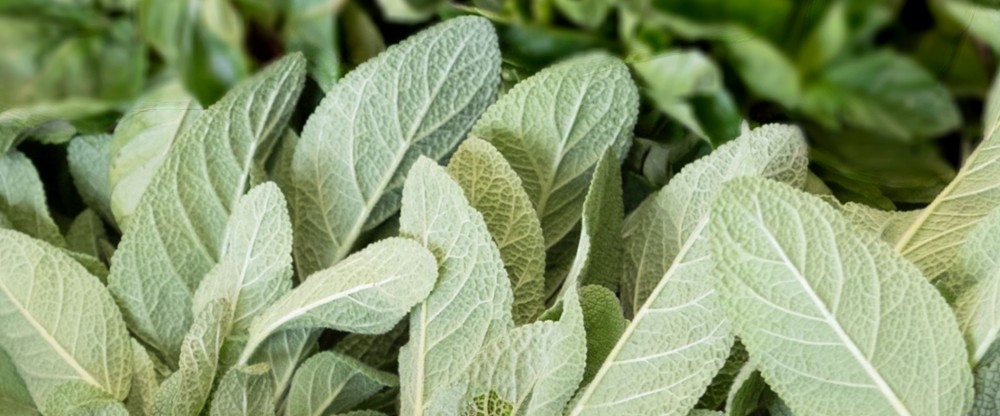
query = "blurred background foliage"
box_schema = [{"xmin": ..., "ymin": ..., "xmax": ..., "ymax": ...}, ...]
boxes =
[{"xmin": 1, "ymin": 0, "xmax": 998, "ymax": 224}]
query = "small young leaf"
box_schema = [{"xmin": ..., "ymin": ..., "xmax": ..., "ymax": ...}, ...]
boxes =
[
  {"xmin": 471, "ymin": 52, "xmax": 639, "ymax": 248},
  {"xmin": 398, "ymin": 158, "xmax": 514, "ymax": 415},
  {"xmin": 697, "ymin": 341, "xmax": 749, "ymax": 410},
  {"xmin": 447, "ymin": 138, "xmax": 547, "ymax": 324},
  {"xmin": 286, "ymin": 351, "xmax": 398, "ymax": 416},
  {"xmin": 65, "ymin": 209, "xmax": 108, "ymax": 260},
  {"xmin": 210, "ymin": 364, "xmax": 276, "ymax": 416},
  {"xmin": 578, "ymin": 285, "xmax": 627, "ymax": 385},
  {"xmin": 191, "ymin": 182, "xmax": 294, "ymax": 334},
  {"xmin": 108, "ymin": 54, "xmax": 305, "ymax": 362},
  {"xmin": 290, "ymin": 16, "xmax": 500, "ymax": 276},
  {"xmin": 711, "ymin": 176, "xmax": 973, "ymax": 416},
  {"xmin": 0, "ymin": 151, "xmax": 65, "ymax": 247},
  {"xmin": 67, "ymin": 134, "xmax": 115, "ymax": 225},
  {"xmin": 568, "ymin": 149, "xmax": 624, "ymax": 291},
  {"xmin": 242, "ymin": 237, "xmax": 437, "ymax": 363},
  {"xmin": 0, "ymin": 230, "xmax": 132, "ymax": 404},
  {"xmin": 725, "ymin": 365, "xmax": 766, "ymax": 416}
]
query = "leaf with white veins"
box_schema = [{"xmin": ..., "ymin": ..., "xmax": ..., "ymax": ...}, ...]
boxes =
[
  {"xmin": 0, "ymin": 151, "xmax": 65, "ymax": 247},
  {"xmin": 286, "ymin": 351, "xmax": 398, "ymax": 416}
]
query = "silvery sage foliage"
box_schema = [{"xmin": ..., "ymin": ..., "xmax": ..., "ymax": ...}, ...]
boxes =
[{"xmin": 1, "ymin": 15, "xmax": 999, "ymax": 416}]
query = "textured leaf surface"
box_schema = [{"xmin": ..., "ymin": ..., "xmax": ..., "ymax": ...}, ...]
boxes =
[
  {"xmin": 398, "ymin": 158, "xmax": 513, "ymax": 415},
  {"xmin": 125, "ymin": 340, "xmax": 159, "ymax": 416},
  {"xmin": 971, "ymin": 341, "xmax": 1000, "ymax": 416},
  {"xmin": 569, "ymin": 125, "xmax": 807, "ymax": 415},
  {"xmin": 43, "ymin": 381, "xmax": 129, "ymax": 416},
  {"xmin": 209, "ymin": 364, "xmax": 276, "ymax": 416},
  {"xmin": 578, "ymin": 285, "xmax": 627, "ymax": 385},
  {"xmin": 955, "ymin": 208, "xmax": 1000, "ymax": 363},
  {"xmin": 840, "ymin": 203, "xmax": 921, "ymax": 247},
  {"xmin": 65, "ymin": 209, "xmax": 108, "ymax": 260},
  {"xmin": 0, "ymin": 230, "xmax": 132, "ymax": 404},
  {"xmin": 245, "ymin": 329, "xmax": 317, "ymax": 404},
  {"xmin": 568, "ymin": 149, "xmax": 623, "ymax": 291},
  {"xmin": 67, "ymin": 134, "xmax": 115, "ymax": 224},
  {"xmin": 711, "ymin": 177, "xmax": 973, "ymax": 416},
  {"xmin": 697, "ymin": 341, "xmax": 749, "ymax": 410},
  {"xmin": 243, "ymin": 238, "xmax": 437, "ymax": 362},
  {"xmin": 0, "ymin": 99, "xmax": 113, "ymax": 154},
  {"xmin": 447, "ymin": 137, "xmax": 546, "ymax": 324},
  {"xmin": 471, "ymin": 52, "xmax": 639, "ymax": 248},
  {"xmin": 151, "ymin": 300, "xmax": 232, "ymax": 416},
  {"xmin": 892, "ymin": 71, "xmax": 1000, "ymax": 287},
  {"xmin": 0, "ymin": 151, "xmax": 65, "ymax": 247},
  {"xmin": 286, "ymin": 351, "xmax": 398, "ymax": 416},
  {"xmin": 109, "ymin": 82, "xmax": 201, "ymax": 225},
  {"xmin": 107, "ymin": 55, "xmax": 305, "ymax": 361},
  {"xmin": 191, "ymin": 182, "xmax": 294, "ymax": 333},
  {"xmin": 0, "ymin": 348, "xmax": 36, "ymax": 415},
  {"xmin": 290, "ymin": 16, "xmax": 500, "ymax": 276}
]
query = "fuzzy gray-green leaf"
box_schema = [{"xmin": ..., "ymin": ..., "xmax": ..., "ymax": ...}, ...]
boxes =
[
  {"xmin": 210, "ymin": 364, "xmax": 276, "ymax": 416},
  {"xmin": 569, "ymin": 149, "xmax": 624, "ymax": 291},
  {"xmin": 65, "ymin": 209, "xmax": 108, "ymax": 260},
  {"xmin": 447, "ymin": 137, "xmax": 546, "ymax": 325},
  {"xmin": 286, "ymin": 351, "xmax": 398, "ymax": 416},
  {"xmin": 955, "ymin": 207, "xmax": 1000, "ymax": 364},
  {"xmin": 398, "ymin": 158, "xmax": 513, "ymax": 415},
  {"xmin": 125, "ymin": 340, "xmax": 159, "ymax": 416},
  {"xmin": 0, "ymin": 347, "xmax": 37, "ymax": 415},
  {"xmin": 0, "ymin": 151, "xmax": 65, "ymax": 247},
  {"xmin": 67, "ymin": 134, "xmax": 115, "ymax": 225},
  {"xmin": 290, "ymin": 16, "xmax": 500, "ymax": 276},
  {"xmin": 43, "ymin": 381, "xmax": 129, "ymax": 416},
  {"xmin": 107, "ymin": 55, "xmax": 305, "ymax": 362},
  {"xmin": 471, "ymin": 52, "xmax": 638, "ymax": 248},
  {"xmin": 711, "ymin": 176, "xmax": 973, "ymax": 416}
]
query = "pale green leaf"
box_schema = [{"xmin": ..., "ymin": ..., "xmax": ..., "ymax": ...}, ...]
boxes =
[
  {"xmin": 840, "ymin": 203, "xmax": 921, "ymax": 247},
  {"xmin": 290, "ymin": 16, "xmax": 500, "ymax": 276},
  {"xmin": 570, "ymin": 125, "xmax": 808, "ymax": 415},
  {"xmin": 65, "ymin": 209, "xmax": 108, "ymax": 260},
  {"xmin": 67, "ymin": 134, "xmax": 115, "ymax": 225},
  {"xmin": 43, "ymin": 381, "xmax": 129, "ymax": 416},
  {"xmin": 107, "ymin": 54, "xmax": 306, "ymax": 362},
  {"xmin": 0, "ymin": 99, "xmax": 113, "ymax": 154},
  {"xmin": 0, "ymin": 211, "xmax": 10, "ymax": 229},
  {"xmin": 447, "ymin": 137, "xmax": 546, "ymax": 325},
  {"xmin": 711, "ymin": 176, "xmax": 973, "ymax": 416},
  {"xmin": 125, "ymin": 340, "xmax": 159, "ymax": 416},
  {"xmin": 721, "ymin": 28, "xmax": 800, "ymax": 108},
  {"xmin": 725, "ymin": 364, "xmax": 766, "ymax": 416},
  {"xmin": 210, "ymin": 364, "xmax": 276, "ymax": 416},
  {"xmin": 0, "ymin": 151, "xmax": 65, "ymax": 247},
  {"xmin": 797, "ymin": 1, "xmax": 847, "ymax": 74},
  {"xmin": 632, "ymin": 50, "xmax": 722, "ymax": 140},
  {"xmin": 971, "ymin": 340, "xmax": 1000, "ymax": 416},
  {"xmin": 687, "ymin": 411, "xmax": 724, "ymax": 416},
  {"xmin": 286, "ymin": 351, "xmax": 398, "ymax": 416},
  {"xmin": 283, "ymin": 0, "xmax": 344, "ymax": 91},
  {"xmin": 472, "ymin": 52, "xmax": 638, "ymax": 248},
  {"xmin": 398, "ymin": 158, "xmax": 514, "ymax": 415},
  {"xmin": 568, "ymin": 149, "xmax": 623, "ymax": 291},
  {"xmin": 374, "ymin": 0, "xmax": 441, "ymax": 22},
  {"xmin": 242, "ymin": 237, "xmax": 437, "ymax": 363},
  {"xmin": 941, "ymin": 0, "xmax": 1000, "ymax": 54},
  {"xmin": 578, "ymin": 285, "xmax": 627, "ymax": 385},
  {"xmin": 955, "ymin": 208, "xmax": 1000, "ymax": 363},
  {"xmin": 0, "ymin": 230, "xmax": 132, "ymax": 403},
  {"xmin": 0, "ymin": 348, "xmax": 37, "ymax": 415},
  {"xmin": 63, "ymin": 250, "xmax": 110, "ymax": 284},
  {"xmin": 892, "ymin": 70, "xmax": 1000, "ymax": 289},
  {"xmin": 245, "ymin": 329, "xmax": 318, "ymax": 405},
  {"xmin": 554, "ymin": 0, "xmax": 612, "ymax": 29},
  {"xmin": 109, "ymin": 82, "xmax": 201, "ymax": 225},
  {"xmin": 336, "ymin": 411, "xmax": 387, "ymax": 416},
  {"xmin": 191, "ymin": 182, "xmax": 294, "ymax": 333},
  {"xmin": 151, "ymin": 300, "xmax": 233, "ymax": 416},
  {"xmin": 334, "ymin": 323, "xmax": 408, "ymax": 371}
]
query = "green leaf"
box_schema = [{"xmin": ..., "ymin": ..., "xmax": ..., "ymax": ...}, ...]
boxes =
[
  {"xmin": 109, "ymin": 81, "xmax": 201, "ymax": 225},
  {"xmin": 242, "ymin": 237, "xmax": 438, "ymax": 363},
  {"xmin": 334, "ymin": 323, "xmax": 408, "ymax": 371},
  {"xmin": 725, "ymin": 365, "xmax": 767, "ymax": 416},
  {"xmin": 568, "ymin": 149, "xmax": 624, "ymax": 291},
  {"xmin": 840, "ymin": 203, "xmax": 922, "ymax": 246},
  {"xmin": 939, "ymin": 0, "xmax": 1000, "ymax": 54},
  {"xmin": 892, "ymin": 71, "xmax": 1000, "ymax": 288},
  {"xmin": 65, "ymin": 209, "xmax": 108, "ymax": 260},
  {"xmin": 0, "ymin": 99, "xmax": 114, "ymax": 154},
  {"xmin": 340, "ymin": 2, "xmax": 385, "ymax": 68},
  {"xmin": 0, "ymin": 151, "xmax": 65, "ymax": 247},
  {"xmin": 697, "ymin": 341, "xmax": 749, "ymax": 410},
  {"xmin": 151, "ymin": 300, "xmax": 233, "ymax": 416},
  {"xmin": 554, "ymin": 0, "xmax": 612, "ymax": 29},
  {"xmin": 374, "ymin": 0, "xmax": 442, "ymax": 22},
  {"xmin": 971, "ymin": 340, "xmax": 1000, "ymax": 416},
  {"xmin": 0, "ymin": 348, "xmax": 37, "ymax": 415},
  {"xmin": 283, "ymin": 0, "xmax": 343, "ymax": 91},
  {"xmin": 286, "ymin": 351, "xmax": 398, "ymax": 416},
  {"xmin": 578, "ymin": 285, "xmax": 627, "ymax": 385},
  {"xmin": 244, "ymin": 329, "xmax": 317, "ymax": 405},
  {"xmin": 191, "ymin": 182, "xmax": 293, "ymax": 334},
  {"xmin": 43, "ymin": 381, "xmax": 129, "ymax": 416},
  {"xmin": 710, "ymin": 176, "xmax": 973, "ymax": 416},
  {"xmin": 125, "ymin": 340, "xmax": 159, "ymax": 416},
  {"xmin": 723, "ymin": 35, "xmax": 800, "ymax": 108},
  {"xmin": 797, "ymin": 1, "xmax": 848, "ymax": 75},
  {"xmin": 398, "ymin": 158, "xmax": 514, "ymax": 415},
  {"xmin": 0, "ymin": 230, "xmax": 132, "ymax": 404},
  {"xmin": 290, "ymin": 16, "xmax": 500, "ymax": 276},
  {"xmin": 209, "ymin": 364, "xmax": 276, "ymax": 416},
  {"xmin": 446, "ymin": 138, "xmax": 547, "ymax": 325},
  {"xmin": 139, "ymin": 0, "xmax": 250, "ymax": 104},
  {"xmin": 67, "ymin": 134, "xmax": 115, "ymax": 225},
  {"xmin": 570, "ymin": 125, "xmax": 807, "ymax": 415},
  {"xmin": 955, "ymin": 208, "xmax": 1000, "ymax": 363},
  {"xmin": 633, "ymin": 50, "xmax": 723, "ymax": 142},
  {"xmin": 471, "ymin": 52, "xmax": 639, "ymax": 248},
  {"xmin": 107, "ymin": 54, "xmax": 305, "ymax": 362},
  {"xmin": 801, "ymin": 51, "xmax": 960, "ymax": 141}
]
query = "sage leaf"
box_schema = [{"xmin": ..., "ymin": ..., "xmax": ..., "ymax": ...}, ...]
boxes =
[
  {"xmin": 210, "ymin": 364, "xmax": 276, "ymax": 416},
  {"xmin": 67, "ymin": 134, "xmax": 115, "ymax": 224},
  {"xmin": 242, "ymin": 237, "xmax": 438, "ymax": 363},
  {"xmin": 245, "ymin": 329, "xmax": 318, "ymax": 405},
  {"xmin": 290, "ymin": 16, "xmax": 500, "ymax": 276},
  {"xmin": 398, "ymin": 158, "xmax": 514, "ymax": 415},
  {"xmin": 578, "ymin": 285, "xmax": 627, "ymax": 385},
  {"xmin": 0, "ymin": 230, "xmax": 132, "ymax": 404},
  {"xmin": 0, "ymin": 151, "xmax": 65, "ymax": 247},
  {"xmin": 447, "ymin": 137, "xmax": 547, "ymax": 324},
  {"xmin": 0, "ymin": 98, "xmax": 114, "ymax": 154},
  {"xmin": 65, "ymin": 209, "xmax": 108, "ymax": 260},
  {"xmin": 568, "ymin": 149, "xmax": 624, "ymax": 291},
  {"xmin": 971, "ymin": 340, "xmax": 1000, "ymax": 416},
  {"xmin": 471, "ymin": 52, "xmax": 639, "ymax": 248},
  {"xmin": 711, "ymin": 176, "xmax": 973, "ymax": 416},
  {"xmin": 43, "ymin": 381, "xmax": 129, "ymax": 416},
  {"xmin": 125, "ymin": 340, "xmax": 159, "ymax": 416},
  {"xmin": 569, "ymin": 125, "xmax": 807, "ymax": 415},
  {"xmin": 0, "ymin": 347, "xmax": 36, "ymax": 415},
  {"xmin": 286, "ymin": 351, "xmax": 398, "ymax": 416},
  {"xmin": 955, "ymin": 207, "xmax": 1000, "ymax": 363},
  {"xmin": 107, "ymin": 54, "xmax": 305, "ymax": 362}
]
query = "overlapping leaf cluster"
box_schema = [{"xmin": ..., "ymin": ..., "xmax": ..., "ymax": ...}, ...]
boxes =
[{"xmin": 2, "ymin": 8, "xmax": 1000, "ymax": 416}]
